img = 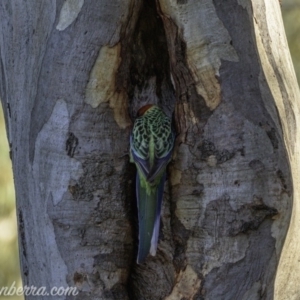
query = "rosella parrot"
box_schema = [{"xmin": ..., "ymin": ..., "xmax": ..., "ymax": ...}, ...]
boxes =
[{"xmin": 130, "ymin": 104, "xmax": 175, "ymax": 263}]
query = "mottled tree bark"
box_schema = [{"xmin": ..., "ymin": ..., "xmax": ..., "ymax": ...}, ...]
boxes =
[{"xmin": 0, "ymin": 0, "xmax": 299, "ymax": 299}]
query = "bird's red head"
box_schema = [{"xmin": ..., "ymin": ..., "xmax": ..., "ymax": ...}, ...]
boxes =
[{"xmin": 137, "ymin": 104, "xmax": 154, "ymax": 117}]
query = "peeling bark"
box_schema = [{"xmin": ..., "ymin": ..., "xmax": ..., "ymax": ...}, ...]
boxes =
[{"xmin": 0, "ymin": 0, "xmax": 299, "ymax": 299}]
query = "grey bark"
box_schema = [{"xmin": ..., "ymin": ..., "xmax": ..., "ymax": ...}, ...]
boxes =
[{"xmin": 0, "ymin": 0, "xmax": 299, "ymax": 299}]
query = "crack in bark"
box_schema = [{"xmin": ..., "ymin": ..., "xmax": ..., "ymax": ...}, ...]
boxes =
[
  {"xmin": 66, "ymin": 132, "xmax": 79, "ymax": 158},
  {"xmin": 117, "ymin": 0, "xmax": 178, "ymax": 298},
  {"xmin": 18, "ymin": 209, "xmax": 29, "ymax": 284},
  {"xmin": 118, "ymin": 0, "xmax": 175, "ymax": 120},
  {"xmin": 122, "ymin": 1, "xmax": 214, "ymax": 298}
]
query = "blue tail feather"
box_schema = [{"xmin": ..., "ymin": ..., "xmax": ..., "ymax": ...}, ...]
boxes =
[{"xmin": 150, "ymin": 173, "xmax": 166, "ymax": 256}]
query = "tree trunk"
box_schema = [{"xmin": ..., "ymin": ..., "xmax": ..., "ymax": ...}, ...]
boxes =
[{"xmin": 0, "ymin": 0, "xmax": 299, "ymax": 299}]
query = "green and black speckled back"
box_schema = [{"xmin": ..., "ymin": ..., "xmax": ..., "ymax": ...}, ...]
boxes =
[{"xmin": 132, "ymin": 105, "xmax": 174, "ymax": 160}]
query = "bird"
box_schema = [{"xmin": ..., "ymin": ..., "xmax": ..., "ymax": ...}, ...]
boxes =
[{"xmin": 130, "ymin": 104, "xmax": 175, "ymax": 263}]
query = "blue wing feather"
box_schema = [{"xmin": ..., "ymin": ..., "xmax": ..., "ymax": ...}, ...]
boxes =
[
  {"xmin": 147, "ymin": 130, "xmax": 175, "ymax": 183},
  {"xmin": 147, "ymin": 150, "xmax": 173, "ymax": 183},
  {"xmin": 150, "ymin": 172, "xmax": 166, "ymax": 256}
]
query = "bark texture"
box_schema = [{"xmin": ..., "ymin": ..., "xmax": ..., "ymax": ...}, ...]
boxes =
[{"xmin": 0, "ymin": 0, "xmax": 299, "ymax": 299}]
